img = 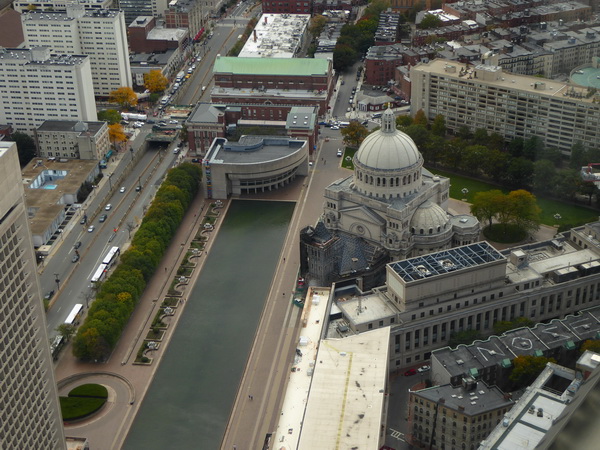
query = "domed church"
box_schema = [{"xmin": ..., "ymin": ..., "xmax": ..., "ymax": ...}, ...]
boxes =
[{"xmin": 300, "ymin": 109, "xmax": 480, "ymax": 288}]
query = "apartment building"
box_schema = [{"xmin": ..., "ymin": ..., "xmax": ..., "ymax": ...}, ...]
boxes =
[
  {"xmin": 22, "ymin": 5, "xmax": 132, "ymax": 97},
  {"xmin": 0, "ymin": 47, "xmax": 97, "ymax": 132},
  {"xmin": 164, "ymin": 0, "xmax": 205, "ymax": 40},
  {"xmin": 116, "ymin": 0, "xmax": 168, "ymax": 25},
  {"xmin": 408, "ymin": 381, "xmax": 514, "ymax": 450},
  {"xmin": 35, "ymin": 120, "xmax": 110, "ymax": 160},
  {"xmin": 0, "ymin": 142, "xmax": 66, "ymax": 449},
  {"xmin": 410, "ymin": 59, "xmax": 600, "ymax": 154}
]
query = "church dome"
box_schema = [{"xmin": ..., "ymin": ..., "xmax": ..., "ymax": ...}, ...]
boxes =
[
  {"xmin": 355, "ymin": 108, "xmax": 422, "ymax": 171},
  {"xmin": 410, "ymin": 201, "xmax": 450, "ymax": 234}
]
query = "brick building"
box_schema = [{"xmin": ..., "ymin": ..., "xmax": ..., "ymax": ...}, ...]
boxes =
[
  {"xmin": 128, "ymin": 16, "xmax": 189, "ymax": 54},
  {"xmin": 262, "ymin": 0, "xmax": 311, "ymax": 14},
  {"xmin": 211, "ymin": 56, "xmax": 333, "ymax": 115},
  {"xmin": 364, "ymin": 44, "xmax": 405, "ymax": 86},
  {"xmin": 164, "ymin": 0, "xmax": 205, "ymax": 41}
]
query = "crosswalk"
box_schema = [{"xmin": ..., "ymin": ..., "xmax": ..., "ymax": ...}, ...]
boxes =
[{"xmin": 389, "ymin": 428, "xmax": 405, "ymax": 441}]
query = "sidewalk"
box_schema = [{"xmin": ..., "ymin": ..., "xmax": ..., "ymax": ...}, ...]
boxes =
[{"xmin": 55, "ymin": 189, "xmax": 211, "ymax": 449}]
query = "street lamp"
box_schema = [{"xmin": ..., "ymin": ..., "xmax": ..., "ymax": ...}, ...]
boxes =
[
  {"xmin": 53, "ymin": 273, "xmax": 60, "ymax": 291},
  {"xmin": 461, "ymin": 187, "xmax": 469, "ymax": 201}
]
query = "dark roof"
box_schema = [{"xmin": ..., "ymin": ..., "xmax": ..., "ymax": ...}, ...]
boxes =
[{"xmin": 37, "ymin": 120, "xmax": 106, "ymax": 135}]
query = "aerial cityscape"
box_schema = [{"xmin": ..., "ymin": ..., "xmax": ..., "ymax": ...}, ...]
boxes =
[{"xmin": 1, "ymin": 0, "xmax": 600, "ymax": 449}]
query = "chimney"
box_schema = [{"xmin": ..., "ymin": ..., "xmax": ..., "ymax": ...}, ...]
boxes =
[
  {"xmin": 253, "ymin": 30, "xmax": 257, "ymax": 42},
  {"xmin": 264, "ymin": 16, "xmax": 267, "ymax": 25}
]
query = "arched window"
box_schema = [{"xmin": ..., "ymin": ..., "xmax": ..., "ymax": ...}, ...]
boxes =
[
  {"xmin": 420, "ymin": 229, "xmax": 424, "ymax": 235},
  {"xmin": 429, "ymin": 228, "xmax": 433, "ymax": 234},
  {"xmin": 382, "ymin": 178, "xmax": 386, "ymax": 186},
  {"xmin": 403, "ymin": 176, "xmax": 406, "ymax": 185}
]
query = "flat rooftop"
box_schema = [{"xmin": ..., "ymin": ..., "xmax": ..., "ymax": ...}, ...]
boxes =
[
  {"xmin": 21, "ymin": 158, "xmax": 98, "ymax": 235},
  {"xmin": 415, "ymin": 382, "xmax": 513, "ymax": 416},
  {"xmin": 204, "ymin": 136, "xmax": 306, "ymax": 165},
  {"xmin": 414, "ymin": 58, "xmax": 596, "ymax": 103},
  {"xmin": 389, "ymin": 242, "xmax": 505, "ymax": 283},
  {"xmin": 37, "ymin": 120, "xmax": 105, "ymax": 136},
  {"xmin": 297, "ymin": 327, "xmax": 390, "ymax": 449},
  {"xmin": 239, "ymin": 13, "xmax": 310, "ymax": 58},
  {"xmin": 336, "ymin": 293, "xmax": 396, "ymax": 327},
  {"xmin": 213, "ymin": 56, "xmax": 329, "ymax": 77}
]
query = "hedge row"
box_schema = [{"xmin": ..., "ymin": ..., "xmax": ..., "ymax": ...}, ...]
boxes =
[{"xmin": 72, "ymin": 163, "xmax": 201, "ymax": 361}]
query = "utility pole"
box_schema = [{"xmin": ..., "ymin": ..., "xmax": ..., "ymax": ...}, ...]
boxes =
[{"xmin": 53, "ymin": 273, "xmax": 60, "ymax": 291}]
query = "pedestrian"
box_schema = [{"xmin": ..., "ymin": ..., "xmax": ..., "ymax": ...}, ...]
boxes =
[
  {"xmin": 165, "ymin": 267, "xmax": 167, "ymax": 272},
  {"xmin": 282, "ymin": 292, "xmax": 285, "ymax": 297},
  {"xmin": 283, "ymin": 257, "xmax": 286, "ymax": 262}
]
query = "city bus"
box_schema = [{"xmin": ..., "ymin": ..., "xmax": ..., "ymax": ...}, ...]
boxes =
[
  {"xmin": 64, "ymin": 303, "xmax": 84, "ymax": 327},
  {"xmin": 102, "ymin": 246, "xmax": 121, "ymax": 269},
  {"xmin": 90, "ymin": 263, "xmax": 108, "ymax": 284}
]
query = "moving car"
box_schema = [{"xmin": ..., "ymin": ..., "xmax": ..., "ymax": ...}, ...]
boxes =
[
  {"xmin": 169, "ymin": 120, "xmax": 178, "ymax": 124},
  {"xmin": 105, "ymin": 204, "xmax": 112, "ymax": 211},
  {"xmin": 135, "ymin": 185, "xmax": 142, "ymax": 192},
  {"xmin": 44, "ymin": 290, "xmax": 55, "ymax": 300},
  {"xmin": 71, "ymin": 254, "xmax": 80, "ymax": 263},
  {"xmin": 173, "ymin": 147, "xmax": 180, "ymax": 154},
  {"xmin": 87, "ymin": 225, "xmax": 95, "ymax": 233},
  {"xmin": 99, "ymin": 214, "xmax": 108, "ymax": 223},
  {"xmin": 119, "ymin": 186, "xmax": 126, "ymax": 193},
  {"xmin": 80, "ymin": 217, "xmax": 86, "ymax": 224},
  {"xmin": 73, "ymin": 241, "xmax": 82, "ymax": 250},
  {"xmin": 331, "ymin": 125, "xmax": 340, "ymax": 130}
]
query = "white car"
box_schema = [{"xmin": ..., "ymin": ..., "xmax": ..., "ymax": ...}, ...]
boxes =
[
  {"xmin": 417, "ymin": 365, "xmax": 431, "ymax": 373},
  {"xmin": 87, "ymin": 225, "xmax": 95, "ymax": 233},
  {"xmin": 105, "ymin": 204, "xmax": 112, "ymax": 211},
  {"xmin": 169, "ymin": 120, "xmax": 178, "ymax": 124},
  {"xmin": 119, "ymin": 186, "xmax": 126, "ymax": 193},
  {"xmin": 337, "ymin": 149, "xmax": 343, "ymax": 157},
  {"xmin": 331, "ymin": 125, "xmax": 340, "ymax": 130},
  {"xmin": 173, "ymin": 147, "xmax": 180, "ymax": 154},
  {"xmin": 191, "ymin": 64, "xmax": 196, "ymax": 70},
  {"xmin": 133, "ymin": 122, "xmax": 144, "ymax": 128}
]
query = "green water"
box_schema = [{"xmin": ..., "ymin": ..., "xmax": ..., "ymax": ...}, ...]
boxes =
[{"xmin": 123, "ymin": 200, "xmax": 295, "ymax": 449}]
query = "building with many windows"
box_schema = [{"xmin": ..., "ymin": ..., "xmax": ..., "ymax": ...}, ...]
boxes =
[
  {"xmin": 407, "ymin": 380, "xmax": 514, "ymax": 450},
  {"xmin": 0, "ymin": 141, "xmax": 66, "ymax": 449},
  {"xmin": 13, "ymin": 0, "xmax": 112, "ymax": 13},
  {"xmin": 323, "ymin": 220, "xmax": 600, "ymax": 371},
  {"xmin": 35, "ymin": 120, "xmax": 110, "ymax": 160},
  {"xmin": 116, "ymin": 0, "xmax": 168, "ymax": 25},
  {"xmin": 409, "ymin": 59, "xmax": 600, "ymax": 154},
  {"xmin": 21, "ymin": 5, "xmax": 132, "ymax": 97},
  {"xmin": 0, "ymin": 47, "xmax": 97, "ymax": 132},
  {"xmin": 164, "ymin": 0, "xmax": 206, "ymax": 40}
]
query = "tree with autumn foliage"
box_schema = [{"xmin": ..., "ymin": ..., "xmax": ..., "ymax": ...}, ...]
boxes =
[
  {"xmin": 341, "ymin": 121, "xmax": 369, "ymax": 148},
  {"xmin": 509, "ymin": 355, "xmax": 555, "ymax": 388},
  {"xmin": 144, "ymin": 70, "xmax": 168, "ymax": 93},
  {"xmin": 108, "ymin": 123, "xmax": 127, "ymax": 151},
  {"xmin": 108, "ymin": 86, "xmax": 137, "ymax": 109}
]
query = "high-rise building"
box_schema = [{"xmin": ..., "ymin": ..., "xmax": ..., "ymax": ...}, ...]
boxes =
[
  {"xmin": 22, "ymin": 5, "xmax": 132, "ymax": 97},
  {"xmin": 13, "ymin": 0, "xmax": 113, "ymax": 14},
  {"xmin": 0, "ymin": 47, "xmax": 97, "ymax": 132},
  {"xmin": 0, "ymin": 141, "xmax": 66, "ymax": 449}
]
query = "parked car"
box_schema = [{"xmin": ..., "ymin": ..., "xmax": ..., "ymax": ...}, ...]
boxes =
[
  {"xmin": 331, "ymin": 125, "xmax": 340, "ymax": 130},
  {"xmin": 169, "ymin": 119, "xmax": 178, "ymax": 124},
  {"xmin": 119, "ymin": 186, "xmax": 126, "ymax": 193},
  {"xmin": 146, "ymin": 119, "xmax": 156, "ymax": 124},
  {"xmin": 44, "ymin": 290, "xmax": 55, "ymax": 300},
  {"xmin": 337, "ymin": 149, "xmax": 343, "ymax": 157},
  {"xmin": 417, "ymin": 365, "xmax": 431, "ymax": 373},
  {"xmin": 173, "ymin": 147, "xmax": 180, "ymax": 154},
  {"xmin": 73, "ymin": 241, "xmax": 82, "ymax": 250},
  {"xmin": 191, "ymin": 158, "xmax": 200, "ymax": 163},
  {"xmin": 99, "ymin": 214, "xmax": 108, "ymax": 223},
  {"xmin": 105, "ymin": 204, "xmax": 112, "ymax": 211},
  {"xmin": 80, "ymin": 217, "xmax": 86, "ymax": 224},
  {"xmin": 87, "ymin": 225, "xmax": 95, "ymax": 233},
  {"xmin": 404, "ymin": 368, "xmax": 417, "ymax": 376}
]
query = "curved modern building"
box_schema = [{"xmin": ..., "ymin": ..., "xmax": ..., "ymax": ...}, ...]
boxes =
[
  {"xmin": 201, "ymin": 136, "xmax": 309, "ymax": 199},
  {"xmin": 300, "ymin": 109, "xmax": 480, "ymax": 288}
]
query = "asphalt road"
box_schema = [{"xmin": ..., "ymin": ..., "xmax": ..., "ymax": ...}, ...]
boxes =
[{"xmin": 43, "ymin": 132, "xmax": 179, "ymax": 346}]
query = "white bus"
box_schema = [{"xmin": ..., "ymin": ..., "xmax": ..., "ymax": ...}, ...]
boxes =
[
  {"xmin": 91, "ymin": 263, "xmax": 108, "ymax": 284},
  {"xmin": 64, "ymin": 304, "xmax": 84, "ymax": 326},
  {"xmin": 102, "ymin": 246, "xmax": 121, "ymax": 269}
]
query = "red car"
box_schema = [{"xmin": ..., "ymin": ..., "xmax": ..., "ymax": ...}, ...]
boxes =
[{"xmin": 404, "ymin": 368, "xmax": 417, "ymax": 376}]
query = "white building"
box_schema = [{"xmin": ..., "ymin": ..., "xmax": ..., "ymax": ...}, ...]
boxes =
[
  {"xmin": 0, "ymin": 47, "xmax": 97, "ymax": 132},
  {"xmin": 239, "ymin": 13, "xmax": 310, "ymax": 58},
  {"xmin": 0, "ymin": 142, "xmax": 66, "ymax": 449},
  {"xmin": 22, "ymin": 5, "xmax": 132, "ymax": 97},
  {"xmin": 300, "ymin": 108, "xmax": 480, "ymax": 288},
  {"xmin": 13, "ymin": 0, "xmax": 112, "ymax": 13}
]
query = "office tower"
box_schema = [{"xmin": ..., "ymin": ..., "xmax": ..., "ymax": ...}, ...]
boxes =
[{"xmin": 0, "ymin": 141, "xmax": 66, "ymax": 449}]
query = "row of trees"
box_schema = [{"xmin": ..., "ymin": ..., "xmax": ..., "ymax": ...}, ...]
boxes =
[
  {"xmin": 393, "ymin": 112, "xmax": 599, "ymax": 203},
  {"xmin": 333, "ymin": 0, "xmax": 390, "ymax": 71},
  {"xmin": 72, "ymin": 163, "xmax": 202, "ymax": 361}
]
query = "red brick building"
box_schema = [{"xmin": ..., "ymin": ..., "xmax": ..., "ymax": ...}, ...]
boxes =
[
  {"xmin": 262, "ymin": 0, "xmax": 311, "ymax": 14},
  {"xmin": 364, "ymin": 44, "xmax": 405, "ymax": 86},
  {"xmin": 211, "ymin": 56, "xmax": 333, "ymax": 116},
  {"xmin": 128, "ymin": 16, "xmax": 189, "ymax": 54},
  {"xmin": 186, "ymin": 103, "xmax": 318, "ymax": 155}
]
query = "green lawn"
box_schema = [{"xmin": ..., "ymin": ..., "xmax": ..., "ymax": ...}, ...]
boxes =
[
  {"xmin": 429, "ymin": 168, "xmax": 598, "ymax": 227},
  {"xmin": 60, "ymin": 383, "xmax": 108, "ymax": 420},
  {"xmin": 340, "ymin": 147, "xmax": 358, "ymax": 170}
]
